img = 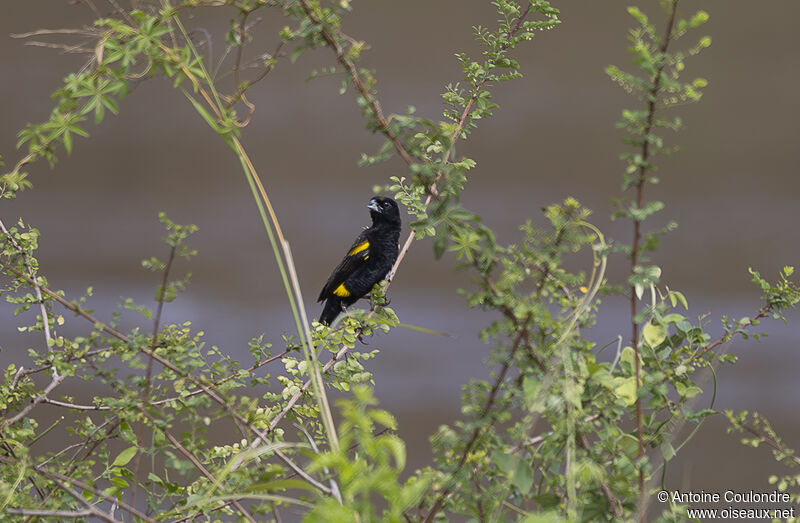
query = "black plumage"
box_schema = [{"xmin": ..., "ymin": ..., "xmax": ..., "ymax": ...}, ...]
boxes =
[{"xmin": 317, "ymin": 196, "xmax": 401, "ymax": 325}]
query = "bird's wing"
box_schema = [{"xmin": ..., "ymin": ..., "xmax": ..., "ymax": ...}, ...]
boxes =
[{"xmin": 318, "ymin": 229, "xmax": 371, "ymax": 302}]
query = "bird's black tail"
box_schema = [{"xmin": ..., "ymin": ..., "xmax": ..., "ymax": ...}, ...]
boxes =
[{"xmin": 319, "ymin": 297, "xmax": 343, "ymax": 325}]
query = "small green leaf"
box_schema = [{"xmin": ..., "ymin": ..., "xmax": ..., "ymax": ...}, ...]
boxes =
[
  {"xmin": 661, "ymin": 441, "xmax": 676, "ymax": 461},
  {"xmin": 112, "ymin": 446, "xmax": 138, "ymax": 468},
  {"xmin": 621, "ymin": 346, "xmax": 639, "ymax": 372},
  {"xmin": 184, "ymin": 92, "xmax": 221, "ymax": 133},
  {"xmin": 612, "ymin": 376, "xmax": 637, "ymax": 406},
  {"xmin": 643, "ymin": 323, "xmax": 667, "ymax": 347}
]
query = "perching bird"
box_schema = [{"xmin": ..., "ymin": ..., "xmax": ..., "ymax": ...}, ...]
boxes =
[{"xmin": 317, "ymin": 196, "xmax": 401, "ymax": 325}]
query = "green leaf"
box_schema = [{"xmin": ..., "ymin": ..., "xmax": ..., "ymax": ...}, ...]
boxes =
[
  {"xmin": 184, "ymin": 92, "xmax": 221, "ymax": 133},
  {"xmin": 522, "ymin": 376, "xmax": 542, "ymax": 410},
  {"xmin": 620, "ymin": 346, "xmax": 639, "ymax": 372},
  {"xmin": 661, "ymin": 441, "xmax": 676, "ymax": 461},
  {"xmin": 627, "ymin": 6, "xmax": 648, "ymax": 26},
  {"xmin": 612, "ymin": 376, "xmax": 637, "ymax": 406},
  {"xmin": 112, "ymin": 446, "xmax": 138, "ymax": 468},
  {"xmin": 369, "ymin": 409, "xmax": 397, "ymax": 430},
  {"xmin": 492, "ymin": 451, "xmax": 534, "ymax": 493},
  {"xmin": 643, "ymin": 322, "xmax": 667, "ymax": 347},
  {"xmin": 433, "ymin": 223, "xmax": 448, "ymax": 260},
  {"xmin": 689, "ymin": 11, "xmax": 710, "ymax": 28}
]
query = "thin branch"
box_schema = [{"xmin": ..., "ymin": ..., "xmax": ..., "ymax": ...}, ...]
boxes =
[
  {"xmin": 0, "ymin": 265, "xmax": 288, "ymax": 462},
  {"xmin": 151, "ymin": 348, "xmax": 290, "ymax": 406},
  {"xmin": 0, "ymin": 218, "xmax": 57, "ymax": 379},
  {"xmin": 628, "ymin": 2, "xmax": 679, "ymax": 517},
  {"xmin": 505, "ymin": 414, "xmax": 603, "ymax": 455},
  {"xmin": 294, "ymin": 422, "xmax": 342, "ymax": 502},
  {"xmin": 20, "ymin": 41, "xmax": 95, "ymax": 53},
  {"xmin": 169, "ymin": 501, "xmax": 238, "ymax": 523},
  {"xmin": 132, "ymin": 242, "xmax": 177, "ymax": 508},
  {"xmin": 423, "ymin": 317, "xmax": 531, "ymax": 523},
  {"xmin": 297, "ymin": 0, "xmax": 415, "ymax": 166},
  {"xmin": 10, "ymin": 28, "xmax": 100, "ymax": 38},
  {"xmin": 6, "ymin": 508, "xmax": 94, "ymax": 518},
  {"xmin": 0, "ymin": 456, "xmax": 154, "ymax": 523},
  {"xmin": 3, "ymin": 375, "xmax": 64, "ymax": 427},
  {"xmin": 27, "ymin": 419, "xmax": 119, "ymax": 518},
  {"xmin": 41, "ymin": 397, "xmax": 109, "ymax": 410},
  {"xmin": 35, "ymin": 478, "xmax": 122, "ymax": 523},
  {"xmin": 740, "ymin": 423, "xmax": 800, "ymax": 468},
  {"xmin": 20, "ymin": 347, "xmax": 113, "ymax": 376},
  {"xmin": 37, "ymin": 443, "xmax": 86, "ymax": 467},
  {"xmin": 155, "ymin": 422, "xmax": 257, "ymax": 523},
  {"xmin": 691, "ymin": 306, "xmax": 771, "ymax": 361},
  {"xmin": 1, "ymin": 262, "xmax": 131, "ymax": 342},
  {"xmin": 274, "ymin": 449, "xmax": 333, "ymax": 496}
]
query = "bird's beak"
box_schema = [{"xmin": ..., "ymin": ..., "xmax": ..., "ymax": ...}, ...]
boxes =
[{"xmin": 367, "ymin": 199, "xmax": 380, "ymax": 212}]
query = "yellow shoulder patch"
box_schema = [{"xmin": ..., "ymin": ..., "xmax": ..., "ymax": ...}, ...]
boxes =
[
  {"xmin": 333, "ymin": 283, "xmax": 350, "ymax": 297},
  {"xmin": 348, "ymin": 240, "xmax": 369, "ymax": 256}
]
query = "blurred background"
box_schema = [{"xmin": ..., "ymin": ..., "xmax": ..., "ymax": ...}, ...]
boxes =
[{"xmin": 1, "ymin": 0, "xmax": 798, "ymax": 505}]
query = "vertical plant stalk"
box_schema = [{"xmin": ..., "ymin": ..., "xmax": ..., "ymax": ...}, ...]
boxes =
[
  {"xmin": 557, "ymin": 223, "xmax": 608, "ymax": 519},
  {"xmin": 423, "ymin": 317, "xmax": 531, "ymax": 523},
  {"xmin": 282, "ymin": 240, "xmax": 339, "ymax": 451},
  {"xmin": 161, "ymin": 2, "xmax": 341, "ymax": 452},
  {"xmin": 628, "ymin": 1, "xmax": 679, "ymax": 517},
  {"xmin": 131, "ymin": 243, "xmax": 176, "ymax": 509}
]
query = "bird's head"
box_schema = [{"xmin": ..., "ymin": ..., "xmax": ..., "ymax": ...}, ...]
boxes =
[{"xmin": 367, "ymin": 196, "xmax": 401, "ymax": 226}]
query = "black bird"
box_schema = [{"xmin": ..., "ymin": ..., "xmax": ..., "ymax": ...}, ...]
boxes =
[{"xmin": 317, "ymin": 196, "xmax": 401, "ymax": 325}]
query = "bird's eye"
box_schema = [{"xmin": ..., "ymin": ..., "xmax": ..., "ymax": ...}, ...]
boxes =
[{"xmin": 381, "ymin": 201, "xmax": 388, "ymax": 207}]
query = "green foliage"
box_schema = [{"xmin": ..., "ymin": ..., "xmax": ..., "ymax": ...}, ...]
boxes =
[
  {"xmin": 306, "ymin": 386, "xmax": 429, "ymax": 522},
  {"xmin": 608, "ymin": 1, "xmax": 710, "ymax": 266},
  {"xmin": 1, "ymin": 1, "xmax": 797, "ymax": 522}
]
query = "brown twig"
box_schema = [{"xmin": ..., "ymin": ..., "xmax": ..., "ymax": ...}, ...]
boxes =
[
  {"xmin": 0, "ymin": 455, "xmax": 154, "ymax": 523},
  {"xmin": 147, "ymin": 415, "xmax": 257, "ymax": 523},
  {"xmin": 3, "ymin": 375, "xmax": 64, "ymax": 427},
  {"xmin": 19, "ymin": 347, "xmax": 113, "ymax": 376},
  {"xmin": 169, "ymin": 501, "xmax": 238, "ymax": 523},
  {"xmin": 40, "ymin": 397, "xmax": 109, "ymax": 410},
  {"xmin": 26, "ymin": 480, "xmax": 122, "ymax": 523},
  {"xmin": 740, "ymin": 422, "xmax": 800, "ymax": 468},
  {"xmin": 297, "ymin": 0, "xmax": 416, "ymax": 167},
  {"xmin": 151, "ymin": 347, "xmax": 291, "ymax": 406},
  {"xmin": 131, "ymin": 242, "xmax": 177, "ymax": 508},
  {"xmin": 690, "ymin": 306, "xmax": 771, "ymax": 361},
  {"xmin": 6, "ymin": 508, "xmax": 95, "ymax": 518},
  {"xmin": 423, "ymin": 316, "xmax": 531, "ymax": 523},
  {"xmin": 23, "ymin": 419, "xmax": 119, "ymax": 522},
  {"xmin": 628, "ymin": 2, "xmax": 679, "ymax": 517}
]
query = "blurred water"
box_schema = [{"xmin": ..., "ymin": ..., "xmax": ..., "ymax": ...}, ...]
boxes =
[{"xmin": 1, "ymin": 0, "xmax": 798, "ymax": 505}]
